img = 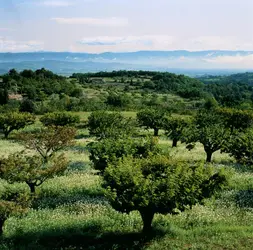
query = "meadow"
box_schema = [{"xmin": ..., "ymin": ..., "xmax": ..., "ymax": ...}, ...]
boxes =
[{"xmin": 0, "ymin": 113, "xmax": 253, "ymax": 250}]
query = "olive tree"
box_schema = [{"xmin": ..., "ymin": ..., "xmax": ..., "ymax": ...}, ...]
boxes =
[
  {"xmin": 104, "ymin": 155, "xmax": 228, "ymax": 233},
  {"xmin": 0, "ymin": 112, "xmax": 35, "ymax": 138},
  {"xmin": 40, "ymin": 112, "xmax": 80, "ymax": 127},
  {"xmin": 137, "ymin": 109, "xmax": 168, "ymax": 136}
]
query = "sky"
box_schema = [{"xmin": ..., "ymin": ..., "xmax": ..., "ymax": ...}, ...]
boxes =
[{"xmin": 0, "ymin": 0, "xmax": 253, "ymax": 53}]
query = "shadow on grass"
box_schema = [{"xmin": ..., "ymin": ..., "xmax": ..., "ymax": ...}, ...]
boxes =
[
  {"xmin": 67, "ymin": 161, "xmax": 91, "ymax": 172},
  {"xmin": 235, "ymin": 189, "xmax": 253, "ymax": 209},
  {"xmin": 2, "ymin": 223, "xmax": 165, "ymax": 250},
  {"xmin": 33, "ymin": 187, "xmax": 105, "ymax": 209},
  {"xmin": 75, "ymin": 133, "xmax": 90, "ymax": 140}
]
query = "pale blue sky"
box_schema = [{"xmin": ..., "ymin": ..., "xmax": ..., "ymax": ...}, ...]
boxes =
[{"xmin": 0, "ymin": 0, "xmax": 253, "ymax": 53}]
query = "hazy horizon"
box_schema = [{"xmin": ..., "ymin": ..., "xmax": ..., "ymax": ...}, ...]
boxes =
[{"xmin": 1, "ymin": 0, "xmax": 253, "ymax": 68}]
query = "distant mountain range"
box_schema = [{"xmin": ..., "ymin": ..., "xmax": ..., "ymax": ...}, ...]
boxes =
[{"xmin": 0, "ymin": 51, "xmax": 253, "ymax": 76}]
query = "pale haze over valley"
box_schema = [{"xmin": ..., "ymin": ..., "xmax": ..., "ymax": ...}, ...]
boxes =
[{"xmin": 1, "ymin": 0, "xmax": 253, "ymax": 73}]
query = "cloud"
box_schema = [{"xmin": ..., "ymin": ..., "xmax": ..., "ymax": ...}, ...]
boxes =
[
  {"xmin": 0, "ymin": 38, "xmax": 44, "ymax": 52},
  {"xmin": 203, "ymin": 54, "xmax": 253, "ymax": 68},
  {"xmin": 78, "ymin": 36, "xmax": 177, "ymax": 47},
  {"xmin": 51, "ymin": 17, "xmax": 128, "ymax": 27},
  {"xmin": 79, "ymin": 36, "xmax": 156, "ymax": 46},
  {"xmin": 39, "ymin": 1, "xmax": 73, "ymax": 7}
]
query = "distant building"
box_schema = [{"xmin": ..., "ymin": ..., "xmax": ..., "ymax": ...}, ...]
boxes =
[{"xmin": 8, "ymin": 94, "xmax": 23, "ymax": 101}]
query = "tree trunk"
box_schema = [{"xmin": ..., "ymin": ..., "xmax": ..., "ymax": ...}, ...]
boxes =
[
  {"xmin": 154, "ymin": 128, "xmax": 159, "ymax": 137},
  {"xmin": 0, "ymin": 219, "xmax": 5, "ymax": 235},
  {"xmin": 140, "ymin": 210, "xmax": 155, "ymax": 233},
  {"xmin": 27, "ymin": 183, "xmax": 36, "ymax": 193},
  {"xmin": 172, "ymin": 139, "xmax": 178, "ymax": 147},
  {"xmin": 4, "ymin": 130, "xmax": 9, "ymax": 139},
  {"xmin": 205, "ymin": 150, "xmax": 213, "ymax": 163}
]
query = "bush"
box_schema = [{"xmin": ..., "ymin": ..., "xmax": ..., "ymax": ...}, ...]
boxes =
[
  {"xmin": 104, "ymin": 154, "xmax": 228, "ymax": 233},
  {"xmin": 40, "ymin": 112, "xmax": 80, "ymax": 127},
  {"xmin": 0, "ymin": 188, "xmax": 31, "ymax": 234},
  {"xmin": 0, "ymin": 112, "xmax": 35, "ymax": 138}
]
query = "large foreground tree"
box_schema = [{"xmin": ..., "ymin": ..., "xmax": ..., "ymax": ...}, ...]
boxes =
[{"xmin": 103, "ymin": 155, "xmax": 228, "ymax": 233}]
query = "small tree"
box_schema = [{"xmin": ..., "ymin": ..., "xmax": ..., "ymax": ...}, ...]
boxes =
[
  {"xmin": 137, "ymin": 109, "xmax": 168, "ymax": 136},
  {"xmin": 88, "ymin": 137, "xmax": 159, "ymax": 173},
  {"xmin": 0, "ymin": 112, "xmax": 35, "ymax": 138},
  {"xmin": 183, "ymin": 110, "xmax": 230, "ymax": 162},
  {"xmin": 0, "ymin": 153, "xmax": 68, "ymax": 193},
  {"xmin": 19, "ymin": 126, "xmax": 76, "ymax": 162},
  {"xmin": 40, "ymin": 112, "xmax": 80, "ymax": 127},
  {"xmin": 87, "ymin": 111, "xmax": 136, "ymax": 140},
  {"xmin": 104, "ymin": 155, "xmax": 228, "ymax": 233},
  {"xmin": 164, "ymin": 117, "xmax": 191, "ymax": 147}
]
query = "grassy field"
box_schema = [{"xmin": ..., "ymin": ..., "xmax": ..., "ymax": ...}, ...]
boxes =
[{"xmin": 1, "ymin": 121, "xmax": 253, "ymax": 249}]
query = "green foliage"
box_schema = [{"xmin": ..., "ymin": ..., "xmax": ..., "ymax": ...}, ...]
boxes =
[
  {"xmin": 19, "ymin": 126, "xmax": 76, "ymax": 162},
  {"xmin": 87, "ymin": 111, "xmax": 136, "ymax": 139},
  {"xmin": 106, "ymin": 92, "xmax": 131, "ymax": 108},
  {"xmin": 88, "ymin": 137, "xmax": 160, "ymax": 173},
  {"xmin": 164, "ymin": 117, "xmax": 191, "ymax": 147},
  {"xmin": 137, "ymin": 109, "xmax": 169, "ymax": 136},
  {"xmin": 40, "ymin": 112, "xmax": 80, "ymax": 127},
  {"xmin": 104, "ymin": 154, "xmax": 228, "ymax": 232},
  {"xmin": 216, "ymin": 108, "xmax": 253, "ymax": 133},
  {"xmin": 224, "ymin": 130, "xmax": 253, "ymax": 165},
  {"xmin": 184, "ymin": 110, "xmax": 230, "ymax": 162},
  {"xmin": 0, "ymin": 152, "xmax": 68, "ymax": 193},
  {"xmin": 0, "ymin": 112, "xmax": 35, "ymax": 138},
  {"xmin": 19, "ymin": 99, "xmax": 36, "ymax": 113},
  {"xmin": 2, "ymin": 68, "xmax": 81, "ymax": 102},
  {"xmin": 0, "ymin": 88, "xmax": 8, "ymax": 105},
  {"xmin": 203, "ymin": 97, "xmax": 219, "ymax": 110}
]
